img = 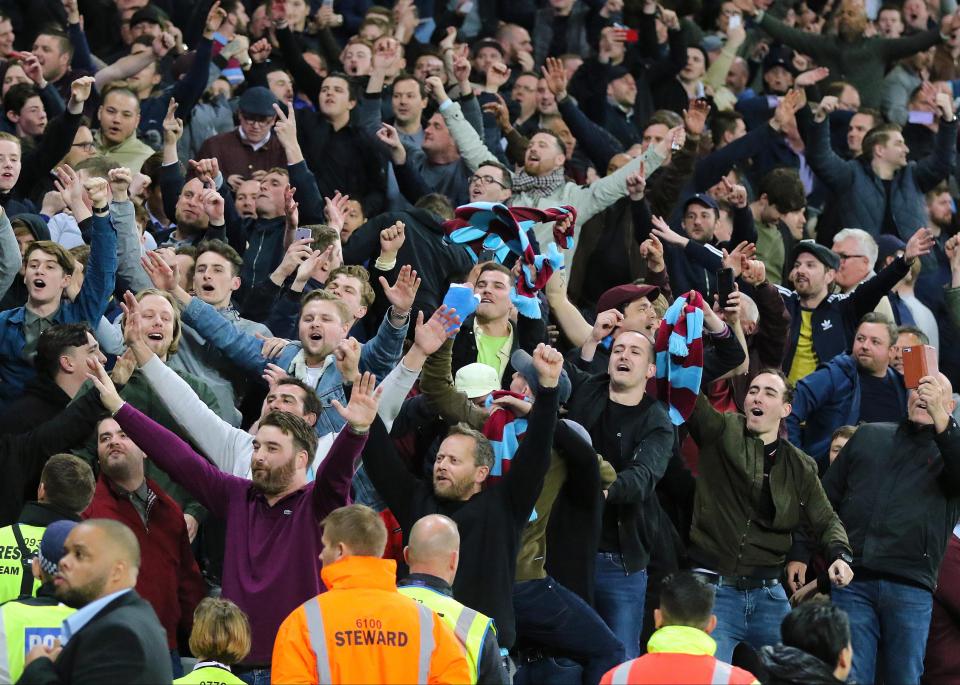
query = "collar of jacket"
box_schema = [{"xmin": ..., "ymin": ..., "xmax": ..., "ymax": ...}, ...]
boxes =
[
  {"xmin": 18, "ymin": 501, "xmax": 81, "ymax": 526},
  {"xmin": 647, "ymin": 625, "xmax": 717, "ymax": 656},
  {"xmin": 322, "ymin": 555, "xmax": 399, "ymax": 593},
  {"xmin": 22, "ymin": 373, "xmax": 72, "ymax": 407},
  {"xmin": 399, "ymin": 573, "xmax": 454, "ymax": 596}
]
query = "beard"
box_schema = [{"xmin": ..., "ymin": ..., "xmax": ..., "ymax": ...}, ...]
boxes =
[
  {"xmin": 252, "ymin": 454, "xmax": 298, "ymax": 495},
  {"xmin": 838, "ymin": 17, "xmax": 866, "ymax": 41},
  {"xmin": 56, "ymin": 574, "xmax": 108, "ymax": 609},
  {"xmin": 432, "ymin": 473, "xmax": 474, "ymax": 501}
]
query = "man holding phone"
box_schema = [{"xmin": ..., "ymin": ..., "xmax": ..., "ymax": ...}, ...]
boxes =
[{"xmin": 822, "ymin": 372, "xmax": 960, "ymax": 684}]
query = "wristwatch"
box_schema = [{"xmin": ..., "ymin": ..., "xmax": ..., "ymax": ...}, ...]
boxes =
[{"xmin": 835, "ymin": 552, "xmax": 854, "ymax": 565}]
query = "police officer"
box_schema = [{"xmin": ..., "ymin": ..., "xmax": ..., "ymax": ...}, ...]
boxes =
[
  {"xmin": 0, "ymin": 521, "xmax": 77, "ymax": 682},
  {"xmin": 399, "ymin": 515, "xmax": 509, "ymax": 684},
  {"xmin": 271, "ymin": 498, "xmax": 470, "ymax": 684},
  {"xmin": 0, "ymin": 455, "xmax": 95, "ymax": 604}
]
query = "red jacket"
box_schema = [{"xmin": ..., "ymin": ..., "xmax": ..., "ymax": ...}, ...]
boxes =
[{"xmin": 84, "ymin": 475, "xmax": 206, "ymax": 648}]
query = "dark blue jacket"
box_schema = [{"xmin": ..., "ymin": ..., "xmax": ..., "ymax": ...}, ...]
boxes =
[
  {"xmin": 0, "ymin": 213, "xmax": 116, "ymax": 406},
  {"xmin": 786, "ymin": 353, "xmax": 907, "ymax": 466}
]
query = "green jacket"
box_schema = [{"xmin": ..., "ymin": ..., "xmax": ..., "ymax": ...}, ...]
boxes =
[
  {"xmin": 687, "ymin": 394, "xmax": 850, "ymax": 574},
  {"xmin": 756, "ymin": 12, "xmax": 940, "ymax": 109}
]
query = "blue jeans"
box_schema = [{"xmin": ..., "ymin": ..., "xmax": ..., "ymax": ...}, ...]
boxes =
[
  {"xmin": 593, "ymin": 553, "xmax": 648, "ymax": 659},
  {"xmin": 710, "ymin": 582, "xmax": 791, "ymax": 663},
  {"xmin": 237, "ymin": 668, "xmax": 271, "ymax": 685},
  {"xmin": 831, "ymin": 578, "xmax": 933, "ymax": 684},
  {"xmin": 513, "ymin": 576, "xmax": 626, "ymax": 685}
]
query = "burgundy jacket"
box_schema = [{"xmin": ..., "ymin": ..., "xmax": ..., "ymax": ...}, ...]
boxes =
[{"xmin": 84, "ymin": 475, "xmax": 206, "ymax": 649}]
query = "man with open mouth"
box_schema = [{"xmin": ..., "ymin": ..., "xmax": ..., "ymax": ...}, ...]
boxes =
[
  {"xmin": 0, "ymin": 165, "xmax": 116, "ymax": 407},
  {"xmin": 686, "ymin": 368, "xmax": 853, "ymax": 664}
]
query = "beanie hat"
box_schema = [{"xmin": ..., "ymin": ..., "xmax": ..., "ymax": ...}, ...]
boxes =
[
  {"xmin": 655, "ymin": 291, "xmax": 706, "ymax": 425},
  {"xmin": 38, "ymin": 520, "xmax": 78, "ymax": 576}
]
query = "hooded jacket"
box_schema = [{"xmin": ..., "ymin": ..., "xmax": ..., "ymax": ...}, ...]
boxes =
[{"xmin": 759, "ymin": 644, "xmax": 845, "ymax": 685}]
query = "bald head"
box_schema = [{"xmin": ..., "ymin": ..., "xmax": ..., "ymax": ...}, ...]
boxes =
[
  {"xmin": 55, "ymin": 519, "xmax": 140, "ymax": 609},
  {"xmin": 404, "ymin": 515, "xmax": 460, "ymax": 584},
  {"xmin": 82, "ymin": 519, "xmax": 141, "ymax": 568}
]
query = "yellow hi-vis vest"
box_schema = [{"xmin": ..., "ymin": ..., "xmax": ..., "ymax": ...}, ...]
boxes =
[
  {"xmin": 0, "ymin": 524, "xmax": 44, "ymax": 605},
  {"xmin": 399, "ymin": 584, "xmax": 493, "ymax": 684},
  {"xmin": 0, "ymin": 598, "xmax": 74, "ymax": 682},
  {"xmin": 174, "ymin": 661, "xmax": 246, "ymax": 684}
]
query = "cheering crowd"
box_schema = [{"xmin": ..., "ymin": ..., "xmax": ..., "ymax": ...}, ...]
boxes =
[{"xmin": 0, "ymin": 0, "xmax": 959, "ymax": 681}]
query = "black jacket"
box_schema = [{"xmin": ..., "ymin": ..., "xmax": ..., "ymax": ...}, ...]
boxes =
[
  {"xmin": 759, "ymin": 645, "xmax": 846, "ymax": 685},
  {"xmin": 0, "ymin": 374, "xmax": 70, "ymax": 435},
  {"xmin": 363, "ymin": 388, "xmax": 560, "ymax": 649},
  {"xmin": 342, "ymin": 208, "xmax": 474, "ymax": 327},
  {"xmin": 17, "ymin": 589, "xmax": 172, "ymax": 685},
  {"xmin": 0, "ymin": 392, "xmax": 105, "ymax": 527},
  {"xmin": 451, "ymin": 313, "xmax": 547, "ymax": 390},
  {"xmin": 563, "ymin": 368, "xmax": 676, "ymax": 573},
  {"xmin": 822, "ymin": 419, "xmax": 960, "ymax": 591},
  {"xmin": 779, "ymin": 256, "xmax": 911, "ymax": 372}
]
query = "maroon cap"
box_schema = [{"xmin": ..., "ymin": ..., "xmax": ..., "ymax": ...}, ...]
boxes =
[{"xmin": 596, "ymin": 284, "xmax": 661, "ymax": 314}]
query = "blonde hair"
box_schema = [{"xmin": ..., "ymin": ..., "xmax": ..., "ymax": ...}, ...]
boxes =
[
  {"xmin": 188, "ymin": 598, "xmax": 251, "ymax": 665},
  {"xmin": 322, "ymin": 504, "xmax": 387, "ymax": 558},
  {"xmin": 301, "ymin": 288, "xmax": 351, "ymax": 324},
  {"xmin": 131, "ymin": 288, "xmax": 183, "ymax": 356}
]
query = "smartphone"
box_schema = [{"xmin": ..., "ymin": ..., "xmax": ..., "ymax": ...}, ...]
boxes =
[
  {"xmin": 902, "ymin": 345, "xmax": 938, "ymax": 389},
  {"xmin": 294, "ymin": 227, "xmax": 313, "ymax": 242},
  {"xmin": 717, "ymin": 267, "xmax": 735, "ymax": 310},
  {"xmin": 728, "ymin": 14, "xmax": 742, "ymax": 29},
  {"xmin": 908, "ymin": 110, "xmax": 935, "ymax": 125},
  {"xmin": 613, "ymin": 22, "xmax": 640, "ymax": 43},
  {"xmin": 322, "ymin": 0, "xmax": 334, "ymax": 7}
]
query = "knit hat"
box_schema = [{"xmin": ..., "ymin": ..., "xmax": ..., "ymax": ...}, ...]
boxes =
[
  {"xmin": 655, "ymin": 291, "xmax": 706, "ymax": 425},
  {"xmin": 38, "ymin": 520, "xmax": 78, "ymax": 577},
  {"xmin": 455, "ymin": 363, "xmax": 501, "ymax": 398}
]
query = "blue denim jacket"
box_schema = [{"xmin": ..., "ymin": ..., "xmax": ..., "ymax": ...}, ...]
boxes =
[
  {"xmin": 180, "ymin": 296, "xmax": 408, "ymax": 435},
  {"xmin": 0, "ymin": 213, "xmax": 117, "ymax": 406}
]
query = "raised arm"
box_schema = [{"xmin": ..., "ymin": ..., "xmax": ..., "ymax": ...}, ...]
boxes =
[
  {"xmin": 504, "ymin": 344, "xmax": 562, "ymax": 520},
  {"xmin": 913, "ymin": 101, "xmax": 957, "ymax": 191},
  {"xmin": 432, "ymin": 78, "xmax": 501, "ymax": 171},
  {"xmin": 86, "ymin": 358, "xmax": 242, "ymax": 519},
  {"xmin": 107, "ymin": 169, "xmax": 154, "ymax": 295},
  {"xmin": 66, "ymin": 175, "xmax": 117, "ymax": 325},
  {"xmin": 143, "ymin": 251, "xmax": 276, "ymax": 376}
]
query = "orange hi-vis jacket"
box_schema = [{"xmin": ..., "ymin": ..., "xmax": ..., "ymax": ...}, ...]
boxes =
[
  {"xmin": 271, "ymin": 556, "xmax": 471, "ymax": 684},
  {"xmin": 600, "ymin": 626, "xmax": 759, "ymax": 685}
]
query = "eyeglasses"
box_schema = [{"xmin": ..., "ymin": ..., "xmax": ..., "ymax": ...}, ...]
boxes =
[
  {"xmin": 835, "ymin": 253, "xmax": 868, "ymax": 262},
  {"xmin": 468, "ymin": 174, "xmax": 508, "ymax": 188},
  {"xmin": 72, "ymin": 141, "xmax": 96, "ymax": 150},
  {"xmin": 241, "ymin": 114, "xmax": 275, "ymax": 125}
]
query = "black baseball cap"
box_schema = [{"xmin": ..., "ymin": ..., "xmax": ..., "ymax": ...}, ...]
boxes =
[{"xmin": 792, "ymin": 239, "xmax": 840, "ymax": 270}]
